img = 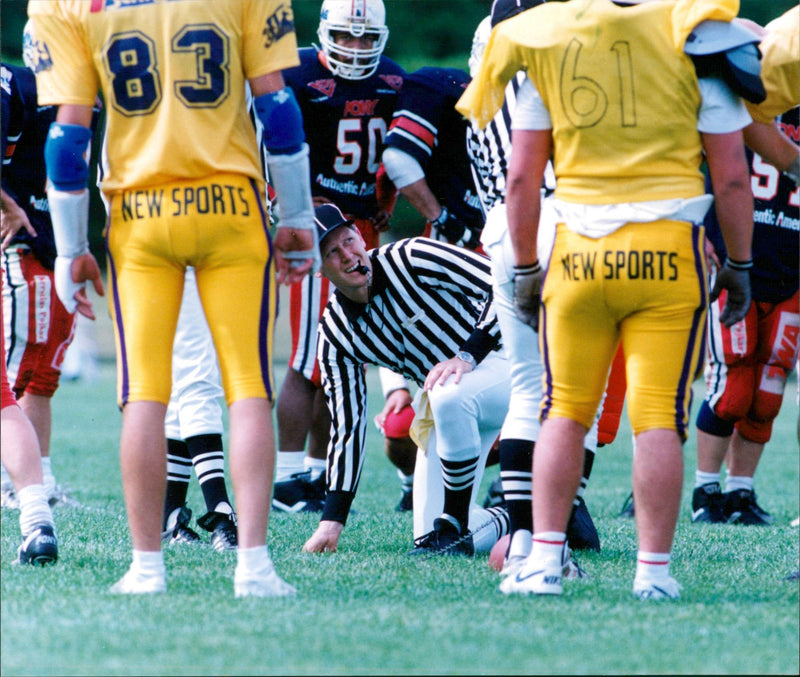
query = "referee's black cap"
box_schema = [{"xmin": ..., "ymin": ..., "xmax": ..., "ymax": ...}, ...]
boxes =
[
  {"xmin": 490, "ymin": 0, "xmax": 543, "ymax": 27},
  {"xmin": 315, "ymin": 204, "xmax": 355, "ymax": 244}
]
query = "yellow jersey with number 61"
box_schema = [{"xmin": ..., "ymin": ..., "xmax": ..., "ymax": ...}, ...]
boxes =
[
  {"xmin": 28, "ymin": 0, "xmax": 300, "ymax": 195},
  {"xmin": 457, "ymin": 0, "xmax": 739, "ymax": 205}
]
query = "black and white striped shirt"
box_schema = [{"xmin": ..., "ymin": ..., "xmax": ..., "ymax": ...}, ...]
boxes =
[
  {"xmin": 317, "ymin": 237, "xmax": 501, "ymax": 523},
  {"xmin": 465, "ymin": 73, "xmax": 522, "ymax": 215}
]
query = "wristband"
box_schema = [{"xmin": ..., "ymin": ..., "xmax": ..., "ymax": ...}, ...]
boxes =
[
  {"xmin": 514, "ymin": 261, "xmax": 541, "ymax": 275},
  {"xmin": 431, "ymin": 206, "xmax": 448, "ymax": 227},
  {"xmin": 726, "ymin": 257, "xmax": 753, "ymax": 271}
]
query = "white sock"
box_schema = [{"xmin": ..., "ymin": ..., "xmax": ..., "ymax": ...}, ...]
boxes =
[
  {"xmin": 635, "ymin": 551, "xmax": 671, "ymax": 581},
  {"xmin": 304, "ymin": 457, "xmax": 326, "ymax": 481},
  {"xmin": 275, "ymin": 451, "xmax": 305, "ymax": 482},
  {"xmin": 236, "ymin": 545, "xmax": 273, "ymax": 576},
  {"xmin": 131, "ymin": 549, "xmax": 165, "ymax": 577},
  {"xmin": 17, "ymin": 484, "xmax": 55, "ymax": 536},
  {"xmin": 41, "ymin": 456, "xmax": 56, "ymax": 487},
  {"xmin": 531, "ymin": 531, "xmax": 566, "ymax": 568},
  {"xmin": 695, "ymin": 470, "xmax": 721, "ymax": 488},
  {"xmin": 725, "ymin": 475, "xmax": 754, "ymax": 493}
]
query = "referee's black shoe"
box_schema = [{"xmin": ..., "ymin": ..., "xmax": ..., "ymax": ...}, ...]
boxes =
[
  {"xmin": 408, "ymin": 515, "xmax": 474, "ymax": 557},
  {"xmin": 272, "ymin": 470, "xmax": 325, "ymax": 513}
]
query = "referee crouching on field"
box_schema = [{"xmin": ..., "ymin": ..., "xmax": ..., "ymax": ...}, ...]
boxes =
[{"xmin": 301, "ymin": 203, "xmax": 515, "ymax": 556}]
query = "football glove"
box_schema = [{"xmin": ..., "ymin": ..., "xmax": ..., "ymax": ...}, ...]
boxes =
[
  {"xmin": 513, "ymin": 261, "xmax": 543, "ymax": 331},
  {"xmin": 430, "ymin": 206, "xmax": 480, "ymax": 249},
  {"xmin": 710, "ymin": 258, "xmax": 752, "ymax": 327}
]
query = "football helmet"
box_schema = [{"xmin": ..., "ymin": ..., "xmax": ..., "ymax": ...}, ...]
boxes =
[
  {"xmin": 469, "ymin": 16, "xmax": 491, "ymax": 78},
  {"xmin": 318, "ymin": 0, "xmax": 389, "ymax": 80}
]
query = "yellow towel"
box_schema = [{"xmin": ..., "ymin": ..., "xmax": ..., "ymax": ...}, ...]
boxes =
[{"xmin": 409, "ymin": 391, "xmax": 435, "ymax": 455}]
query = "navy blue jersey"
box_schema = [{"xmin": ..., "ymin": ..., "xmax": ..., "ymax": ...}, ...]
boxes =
[
  {"xmin": 1, "ymin": 63, "xmax": 57, "ymax": 268},
  {"xmin": 384, "ymin": 67, "xmax": 483, "ymax": 231},
  {"xmin": 704, "ymin": 107, "xmax": 799, "ymax": 304},
  {"xmin": 1, "ymin": 63, "xmax": 101, "ymax": 270},
  {"xmin": 283, "ymin": 47, "xmax": 404, "ymax": 219}
]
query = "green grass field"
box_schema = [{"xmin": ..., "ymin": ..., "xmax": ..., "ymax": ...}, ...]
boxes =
[{"xmin": 2, "ymin": 303, "xmax": 798, "ymax": 676}]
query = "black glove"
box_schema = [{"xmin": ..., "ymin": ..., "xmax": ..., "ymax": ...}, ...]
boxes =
[
  {"xmin": 513, "ymin": 262, "xmax": 544, "ymax": 331},
  {"xmin": 710, "ymin": 258, "xmax": 752, "ymax": 327},
  {"xmin": 430, "ymin": 206, "xmax": 474, "ymax": 249}
]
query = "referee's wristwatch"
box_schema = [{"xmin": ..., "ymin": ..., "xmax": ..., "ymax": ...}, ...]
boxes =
[{"xmin": 456, "ymin": 351, "xmax": 476, "ymax": 368}]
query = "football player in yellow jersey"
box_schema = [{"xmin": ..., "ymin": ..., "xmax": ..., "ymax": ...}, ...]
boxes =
[
  {"xmin": 28, "ymin": 0, "xmax": 319, "ymax": 597},
  {"xmin": 459, "ymin": 0, "xmax": 755, "ymax": 599}
]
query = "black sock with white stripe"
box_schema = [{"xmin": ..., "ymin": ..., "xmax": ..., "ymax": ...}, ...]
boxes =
[
  {"xmin": 440, "ymin": 456, "xmax": 480, "ymax": 532},
  {"xmin": 187, "ymin": 434, "xmax": 233, "ymax": 515},
  {"xmin": 499, "ymin": 438, "xmax": 533, "ymax": 534},
  {"xmin": 165, "ymin": 438, "xmax": 192, "ymax": 530},
  {"xmin": 573, "ymin": 448, "xmax": 595, "ymax": 506}
]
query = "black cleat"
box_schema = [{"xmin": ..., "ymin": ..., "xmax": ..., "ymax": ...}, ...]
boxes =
[
  {"xmin": 408, "ymin": 516, "xmax": 474, "ymax": 557},
  {"xmin": 162, "ymin": 505, "xmax": 201, "ymax": 544},
  {"xmin": 271, "ymin": 470, "xmax": 325, "ymax": 513},
  {"xmin": 690, "ymin": 482, "xmax": 726, "ymax": 523},
  {"xmin": 198, "ymin": 510, "xmax": 238, "ymax": 551},
  {"xmin": 723, "ymin": 488, "xmax": 773, "ymax": 526},
  {"xmin": 482, "ymin": 476, "xmax": 505, "ymax": 509},
  {"xmin": 567, "ymin": 496, "xmax": 600, "ymax": 552},
  {"xmin": 18, "ymin": 524, "xmax": 58, "ymax": 566}
]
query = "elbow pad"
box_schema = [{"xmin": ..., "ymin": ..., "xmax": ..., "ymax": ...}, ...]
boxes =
[
  {"xmin": 44, "ymin": 123, "xmax": 92, "ymax": 191},
  {"xmin": 253, "ymin": 87, "xmax": 305, "ymax": 155}
]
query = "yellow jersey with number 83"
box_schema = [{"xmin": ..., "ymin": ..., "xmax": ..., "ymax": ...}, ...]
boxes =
[{"xmin": 28, "ymin": 0, "xmax": 300, "ymax": 195}]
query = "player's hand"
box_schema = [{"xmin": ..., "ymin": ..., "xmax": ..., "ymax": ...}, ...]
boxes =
[
  {"xmin": 371, "ymin": 209, "xmax": 392, "ymax": 233},
  {"xmin": 273, "ymin": 227, "xmax": 318, "ymax": 285},
  {"xmin": 703, "ymin": 236, "xmax": 721, "ymax": 271},
  {"xmin": 710, "ymin": 259, "xmax": 752, "ymax": 327},
  {"xmin": 54, "ymin": 252, "xmax": 105, "ymax": 320},
  {"xmin": 302, "ymin": 520, "xmax": 343, "ymax": 553},
  {"xmin": 1, "ymin": 197, "xmax": 37, "ymax": 251},
  {"xmin": 513, "ymin": 262, "xmax": 543, "ymax": 331},
  {"xmin": 423, "ymin": 355, "xmax": 473, "ymax": 391},
  {"xmin": 375, "ymin": 388, "xmax": 412, "ymax": 432}
]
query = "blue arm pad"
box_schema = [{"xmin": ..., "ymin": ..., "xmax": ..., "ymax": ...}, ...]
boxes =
[
  {"xmin": 253, "ymin": 87, "xmax": 305, "ymax": 155},
  {"xmin": 44, "ymin": 123, "xmax": 92, "ymax": 191}
]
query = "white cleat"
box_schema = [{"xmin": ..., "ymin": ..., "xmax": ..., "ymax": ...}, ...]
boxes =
[
  {"xmin": 499, "ymin": 561, "xmax": 563, "ymax": 596},
  {"xmin": 109, "ymin": 568, "xmax": 167, "ymax": 595},
  {"xmin": 234, "ymin": 565, "xmax": 297, "ymax": 598},
  {"xmin": 499, "ymin": 554, "xmax": 528, "ymax": 579},
  {"xmin": 632, "ymin": 576, "xmax": 682, "ymax": 600}
]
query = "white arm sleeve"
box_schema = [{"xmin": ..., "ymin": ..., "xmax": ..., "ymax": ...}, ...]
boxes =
[
  {"xmin": 697, "ymin": 76, "xmax": 752, "ymax": 133},
  {"xmin": 511, "ymin": 77, "xmax": 552, "ymax": 131},
  {"xmin": 382, "ymin": 147, "xmax": 426, "ymax": 189},
  {"xmin": 379, "ymin": 367, "xmax": 411, "ymax": 398}
]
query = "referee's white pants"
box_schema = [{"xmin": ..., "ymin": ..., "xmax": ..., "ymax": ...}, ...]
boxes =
[
  {"xmin": 164, "ymin": 267, "xmax": 224, "ymax": 441},
  {"xmin": 412, "ymin": 350, "xmax": 510, "ymax": 551},
  {"xmin": 481, "ymin": 202, "xmax": 600, "ymax": 452}
]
